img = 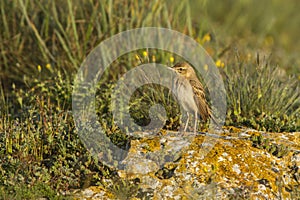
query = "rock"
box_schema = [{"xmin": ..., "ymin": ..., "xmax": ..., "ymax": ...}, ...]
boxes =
[{"xmin": 76, "ymin": 127, "xmax": 300, "ymax": 199}]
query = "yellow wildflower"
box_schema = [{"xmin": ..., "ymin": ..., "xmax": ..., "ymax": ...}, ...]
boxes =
[
  {"xmin": 37, "ymin": 65, "xmax": 42, "ymax": 72},
  {"xmin": 135, "ymin": 54, "xmax": 142, "ymax": 63},
  {"xmin": 152, "ymin": 55, "xmax": 156, "ymax": 62},
  {"xmin": 169, "ymin": 56, "xmax": 174, "ymax": 63},
  {"xmin": 215, "ymin": 59, "xmax": 225, "ymax": 68},
  {"xmin": 46, "ymin": 63, "xmax": 52, "ymax": 70},
  {"xmin": 257, "ymin": 87, "xmax": 262, "ymax": 99},
  {"xmin": 142, "ymin": 51, "xmax": 148, "ymax": 57},
  {"xmin": 135, "ymin": 54, "xmax": 140, "ymax": 60},
  {"xmin": 202, "ymin": 33, "xmax": 211, "ymax": 43},
  {"xmin": 203, "ymin": 64, "xmax": 208, "ymax": 71}
]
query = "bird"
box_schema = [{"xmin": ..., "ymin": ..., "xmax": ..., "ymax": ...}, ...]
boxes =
[{"xmin": 170, "ymin": 62, "xmax": 213, "ymax": 132}]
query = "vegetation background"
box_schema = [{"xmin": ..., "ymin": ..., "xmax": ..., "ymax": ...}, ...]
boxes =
[{"xmin": 0, "ymin": 0, "xmax": 299, "ymax": 199}]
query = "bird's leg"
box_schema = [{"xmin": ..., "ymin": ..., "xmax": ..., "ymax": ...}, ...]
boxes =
[
  {"xmin": 184, "ymin": 112, "xmax": 189, "ymax": 132},
  {"xmin": 194, "ymin": 110, "xmax": 198, "ymax": 133}
]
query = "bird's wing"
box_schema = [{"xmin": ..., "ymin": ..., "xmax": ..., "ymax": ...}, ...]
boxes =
[{"xmin": 189, "ymin": 79, "xmax": 211, "ymax": 122}]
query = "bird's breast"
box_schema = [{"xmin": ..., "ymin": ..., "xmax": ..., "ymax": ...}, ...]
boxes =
[{"xmin": 173, "ymin": 77, "xmax": 198, "ymax": 113}]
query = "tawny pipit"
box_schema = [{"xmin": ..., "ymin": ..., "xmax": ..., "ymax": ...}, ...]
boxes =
[{"xmin": 170, "ymin": 62, "xmax": 212, "ymax": 132}]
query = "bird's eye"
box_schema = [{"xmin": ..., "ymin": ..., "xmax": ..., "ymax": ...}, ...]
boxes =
[{"xmin": 179, "ymin": 67, "xmax": 183, "ymax": 71}]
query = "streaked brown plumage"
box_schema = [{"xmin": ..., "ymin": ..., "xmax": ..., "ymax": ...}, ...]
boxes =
[{"xmin": 170, "ymin": 62, "xmax": 212, "ymax": 132}]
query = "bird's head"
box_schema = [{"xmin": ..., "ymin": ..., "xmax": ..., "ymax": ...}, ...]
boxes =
[{"xmin": 171, "ymin": 62, "xmax": 196, "ymax": 79}]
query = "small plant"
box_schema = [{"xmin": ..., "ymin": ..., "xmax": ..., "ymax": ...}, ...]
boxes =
[
  {"xmin": 0, "ymin": 182, "xmax": 71, "ymax": 200},
  {"xmin": 106, "ymin": 178, "xmax": 140, "ymax": 200},
  {"xmin": 250, "ymin": 134, "xmax": 290, "ymax": 158},
  {"xmin": 0, "ymin": 71, "xmax": 112, "ymax": 198}
]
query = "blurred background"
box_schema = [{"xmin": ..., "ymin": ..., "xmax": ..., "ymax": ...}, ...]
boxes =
[{"xmin": 1, "ymin": 0, "xmax": 299, "ymax": 87}]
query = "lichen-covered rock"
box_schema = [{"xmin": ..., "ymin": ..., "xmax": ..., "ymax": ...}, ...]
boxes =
[
  {"xmin": 76, "ymin": 127, "xmax": 300, "ymax": 199},
  {"xmin": 73, "ymin": 185, "xmax": 114, "ymax": 199}
]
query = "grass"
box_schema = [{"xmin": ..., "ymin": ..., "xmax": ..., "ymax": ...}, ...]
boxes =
[
  {"xmin": 224, "ymin": 53, "xmax": 300, "ymax": 131},
  {"xmin": 0, "ymin": 0, "xmax": 299, "ymax": 199}
]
